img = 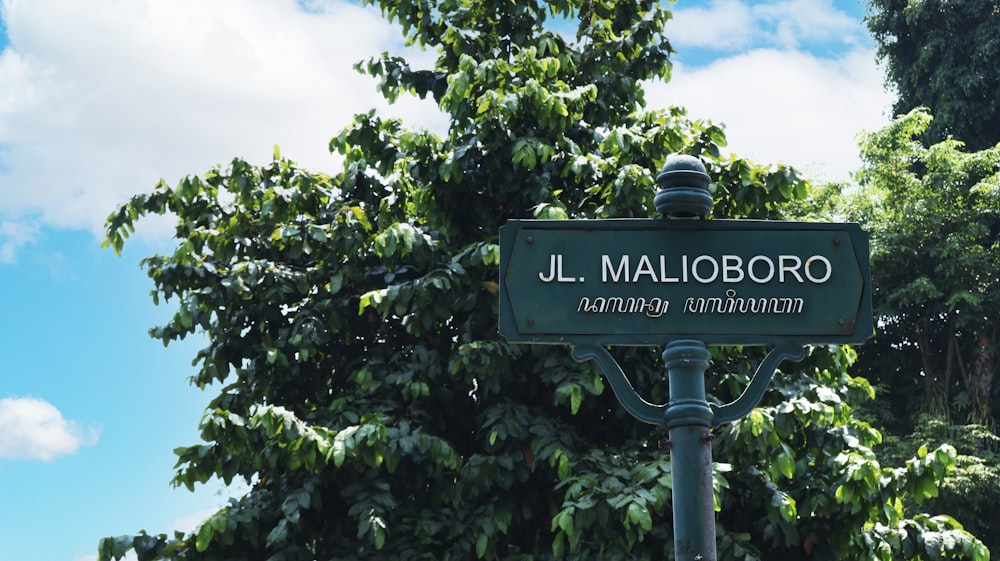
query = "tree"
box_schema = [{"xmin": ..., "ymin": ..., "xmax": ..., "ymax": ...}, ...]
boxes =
[
  {"xmin": 866, "ymin": 0, "xmax": 1000, "ymax": 151},
  {"xmin": 850, "ymin": 108, "xmax": 1000, "ymax": 426},
  {"xmin": 99, "ymin": 1, "xmax": 986, "ymax": 560},
  {"xmin": 878, "ymin": 414, "xmax": 1000, "ymax": 556}
]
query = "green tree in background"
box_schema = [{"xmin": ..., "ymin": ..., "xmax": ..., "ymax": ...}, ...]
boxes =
[
  {"xmin": 866, "ymin": 0, "xmax": 1000, "ymax": 151},
  {"xmin": 878, "ymin": 415, "xmax": 1000, "ymax": 556},
  {"xmin": 98, "ymin": 1, "xmax": 986, "ymax": 560},
  {"xmin": 848, "ymin": 108, "xmax": 1000, "ymax": 556},
  {"xmin": 850, "ymin": 108, "xmax": 1000, "ymax": 426}
]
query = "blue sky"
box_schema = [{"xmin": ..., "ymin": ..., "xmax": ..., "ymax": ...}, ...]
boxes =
[{"xmin": 0, "ymin": 1, "xmax": 889, "ymax": 560}]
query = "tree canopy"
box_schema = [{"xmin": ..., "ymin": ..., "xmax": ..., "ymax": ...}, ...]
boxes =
[
  {"xmin": 866, "ymin": 0, "xmax": 1000, "ymax": 151},
  {"xmin": 850, "ymin": 108, "xmax": 1000, "ymax": 426},
  {"xmin": 99, "ymin": 1, "xmax": 986, "ymax": 560}
]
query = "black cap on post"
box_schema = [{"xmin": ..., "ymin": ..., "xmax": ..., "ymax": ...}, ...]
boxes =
[{"xmin": 654, "ymin": 154, "xmax": 713, "ymax": 219}]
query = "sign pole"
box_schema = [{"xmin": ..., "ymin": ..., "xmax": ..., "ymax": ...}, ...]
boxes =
[
  {"xmin": 655, "ymin": 158, "xmax": 717, "ymax": 561},
  {"xmin": 661, "ymin": 339, "xmax": 715, "ymax": 561},
  {"xmin": 497, "ymin": 153, "xmax": 873, "ymax": 561}
]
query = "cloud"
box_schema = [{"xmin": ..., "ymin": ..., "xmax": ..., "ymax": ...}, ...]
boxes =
[
  {"xmin": 0, "ymin": 0, "xmax": 444, "ymax": 250},
  {"xmin": 648, "ymin": 46, "xmax": 892, "ymax": 182},
  {"xmin": 667, "ymin": 0, "xmax": 756, "ymax": 50},
  {"xmin": 654, "ymin": 0, "xmax": 894, "ymax": 182},
  {"xmin": 751, "ymin": 0, "xmax": 863, "ymax": 50},
  {"xmin": 0, "ymin": 396, "xmax": 100, "ymax": 461},
  {"xmin": 0, "ymin": 219, "xmax": 36, "ymax": 263},
  {"xmin": 668, "ymin": 0, "xmax": 865, "ymax": 52},
  {"xmin": 0, "ymin": 0, "xmax": 893, "ymax": 258}
]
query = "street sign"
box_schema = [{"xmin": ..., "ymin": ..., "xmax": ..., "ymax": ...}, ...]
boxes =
[{"xmin": 498, "ymin": 218, "xmax": 873, "ymax": 346}]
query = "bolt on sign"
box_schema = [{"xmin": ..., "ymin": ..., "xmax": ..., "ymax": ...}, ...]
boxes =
[{"xmin": 498, "ymin": 219, "xmax": 873, "ymax": 346}]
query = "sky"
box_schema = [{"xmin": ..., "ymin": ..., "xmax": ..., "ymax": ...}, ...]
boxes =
[{"xmin": 0, "ymin": 1, "xmax": 892, "ymax": 560}]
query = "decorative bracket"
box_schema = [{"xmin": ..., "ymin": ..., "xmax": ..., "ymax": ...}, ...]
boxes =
[
  {"xmin": 571, "ymin": 344, "xmax": 665, "ymax": 425},
  {"xmin": 571, "ymin": 342, "xmax": 808, "ymax": 428},
  {"xmin": 710, "ymin": 344, "xmax": 807, "ymax": 426}
]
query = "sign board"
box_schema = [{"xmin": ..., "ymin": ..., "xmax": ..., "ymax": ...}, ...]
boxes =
[{"xmin": 498, "ymin": 219, "xmax": 873, "ymax": 346}]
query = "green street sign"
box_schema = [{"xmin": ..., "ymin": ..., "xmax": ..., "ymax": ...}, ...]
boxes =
[{"xmin": 498, "ymin": 219, "xmax": 873, "ymax": 346}]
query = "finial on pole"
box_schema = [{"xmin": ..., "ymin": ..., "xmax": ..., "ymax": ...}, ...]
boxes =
[{"xmin": 655, "ymin": 154, "xmax": 713, "ymax": 219}]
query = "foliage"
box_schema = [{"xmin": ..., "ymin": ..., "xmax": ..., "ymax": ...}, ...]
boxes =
[
  {"xmin": 849, "ymin": 108, "xmax": 1000, "ymax": 426},
  {"xmin": 709, "ymin": 345, "xmax": 988, "ymax": 561},
  {"xmin": 100, "ymin": 1, "xmax": 985, "ymax": 560},
  {"xmin": 780, "ymin": 180, "xmax": 850, "ymax": 222},
  {"xmin": 879, "ymin": 415, "xmax": 1000, "ymax": 552},
  {"xmin": 866, "ymin": 0, "xmax": 1000, "ymax": 151}
]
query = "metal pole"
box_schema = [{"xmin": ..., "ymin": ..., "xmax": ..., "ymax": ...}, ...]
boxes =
[
  {"xmin": 655, "ymin": 155, "xmax": 717, "ymax": 560},
  {"xmin": 662, "ymin": 339, "xmax": 716, "ymax": 561},
  {"xmin": 574, "ymin": 155, "xmax": 806, "ymax": 561}
]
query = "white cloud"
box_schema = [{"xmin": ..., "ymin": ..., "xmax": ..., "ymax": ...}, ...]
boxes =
[
  {"xmin": 667, "ymin": 0, "xmax": 755, "ymax": 50},
  {"xmin": 0, "ymin": 0, "xmax": 894, "ymax": 257},
  {"xmin": 0, "ymin": 396, "xmax": 100, "ymax": 461},
  {"xmin": 0, "ymin": 219, "xmax": 37, "ymax": 263},
  {"xmin": 648, "ymin": 47, "xmax": 892, "ymax": 182},
  {"xmin": 751, "ymin": 0, "xmax": 862, "ymax": 50},
  {"xmin": 0, "ymin": 0, "xmax": 445, "ymax": 250},
  {"xmin": 668, "ymin": 0, "xmax": 865, "ymax": 52}
]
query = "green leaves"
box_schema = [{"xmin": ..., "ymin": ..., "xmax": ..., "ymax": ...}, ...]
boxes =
[
  {"xmin": 774, "ymin": 443, "xmax": 796, "ymax": 480},
  {"xmin": 851, "ymin": 107, "xmax": 1000, "ymax": 425},
  {"xmin": 195, "ymin": 510, "xmax": 230, "ymax": 552},
  {"xmin": 373, "ymin": 222, "xmax": 436, "ymax": 259},
  {"xmin": 550, "ymin": 448, "xmax": 673, "ymax": 557},
  {"xmin": 705, "ymin": 343, "xmax": 991, "ymax": 559},
  {"xmin": 867, "ymin": 0, "xmax": 1000, "ymax": 151},
  {"xmin": 625, "ymin": 501, "xmax": 654, "ymax": 532},
  {"xmin": 97, "ymin": 535, "xmax": 134, "ymax": 561},
  {"xmin": 904, "ymin": 443, "xmax": 958, "ymax": 503},
  {"xmin": 512, "ymin": 137, "xmax": 556, "ymax": 170},
  {"xmin": 97, "ymin": 1, "xmax": 988, "ymax": 560}
]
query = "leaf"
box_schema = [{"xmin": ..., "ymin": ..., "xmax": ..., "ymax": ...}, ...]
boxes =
[
  {"xmin": 266, "ymin": 519, "xmax": 289, "ymax": 549},
  {"xmin": 627, "ymin": 502, "xmax": 652, "ymax": 532},
  {"xmin": 835, "ymin": 483, "xmax": 853, "ymax": 504},
  {"xmin": 747, "ymin": 409, "xmax": 765, "ymax": 437},
  {"xmin": 557, "ymin": 509, "xmax": 575, "ymax": 534},
  {"xmin": 97, "ymin": 536, "xmax": 133, "ymax": 561},
  {"xmin": 916, "ymin": 476, "xmax": 939, "ymax": 501},
  {"xmin": 554, "ymin": 382, "xmax": 584, "ymax": 415},
  {"xmin": 477, "ymin": 92, "xmax": 492, "ymax": 114},
  {"xmin": 195, "ymin": 519, "xmax": 215, "ymax": 552},
  {"xmin": 512, "ymin": 138, "xmax": 538, "ymax": 169},
  {"xmin": 771, "ymin": 491, "xmax": 797, "ymax": 522},
  {"xmin": 556, "ymin": 451, "xmax": 571, "ymax": 480},
  {"xmin": 332, "ymin": 426, "xmax": 358, "ymax": 468},
  {"xmin": 775, "ymin": 444, "xmax": 795, "ymax": 479},
  {"xmin": 372, "ymin": 517, "xmax": 387, "ymax": 550},
  {"xmin": 476, "ymin": 532, "xmax": 489, "ymax": 558},
  {"xmin": 552, "ymin": 533, "xmax": 566, "ymax": 558}
]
